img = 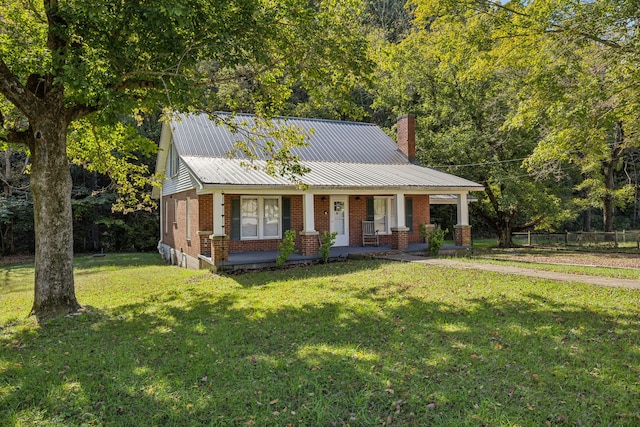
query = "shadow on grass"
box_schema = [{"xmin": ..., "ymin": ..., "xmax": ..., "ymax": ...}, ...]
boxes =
[
  {"xmin": 73, "ymin": 252, "xmax": 163, "ymax": 270},
  {"xmin": 1, "ymin": 274, "xmax": 639, "ymax": 426},
  {"xmin": 226, "ymin": 258, "xmax": 392, "ymax": 288}
]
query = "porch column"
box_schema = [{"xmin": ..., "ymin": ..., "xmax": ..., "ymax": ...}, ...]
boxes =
[
  {"xmin": 394, "ymin": 193, "xmax": 406, "ymax": 228},
  {"xmin": 210, "ymin": 191, "xmax": 228, "ymax": 263},
  {"xmin": 300, "ymin": 192, "xmax": 319, "ymax": 256},
  {"xmin": 302, "ymin": 192, "xmax": 315, "ymax": 232},
  {"xmin": 212, "ymin": 191, "xmax": 225, "ymax": 236},
  {"xmin": 454, "ymin": 192, "xmax": 472, "ymax": 246},
  {"xmin": 391, "ymin": 193, "xmax": 409, "ymax": 250},
  {"xmin": 456, "ymin": 192, "xmax": 469, "ymax": 226}
]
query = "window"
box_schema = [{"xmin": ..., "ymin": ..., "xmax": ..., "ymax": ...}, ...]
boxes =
[
  {"xmin": 241, "ymin": 196, "xmax": 281, "ymax": 239},
  {"xmin": 373, "ymin": 197, "xmax": 396, "ymax": 234},
  {"xmin": 164, "ymin": 201, "xmax": 169, "ymax": 234},
  {"xmin": 173, "ymin": 199, "xmax": 178, "ymax": 225},
  {"xmin": 263, "ymin": 198, "xmax": 280, "ymax": 237},
  {"xmin": 186, "ymin": 197, "xmax": 191, "ymax": 240},
  {"xmin": 373, "ymin": 198, "xmax": 387, "ymax": 233},
  {"xmin": 241, "ymin": 198, "xmax": 258, "ymax": 238},
  {"xmin": 168, "ymin": 143, "xmax": 179, "ymax": 177}
]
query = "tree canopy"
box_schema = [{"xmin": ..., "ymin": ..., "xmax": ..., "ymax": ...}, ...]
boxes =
[{"xmin": 0, "ymin": 0, "xmax": 371, "ymax": 319}]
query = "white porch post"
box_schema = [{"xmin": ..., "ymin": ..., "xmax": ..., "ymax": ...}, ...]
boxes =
[
  {"xmin": 454, "ymin": 192, "xmax": 472, "ymax": 246},
  {"xmin": 394, "ymin": 193, "xmax": 406, "ymax": 228},
  {"xmin": 212, "ymin": 191, "xmax": 225, "ymax": 236},
  {"xmin": 300, "ymin": 192, "xmax": 319, "ymax": 256},
  {"xmin": 391, "ymin": 193, "xmax": 409, "ymax": 250},
  {"xmin": 456, "ymin": 192, "xmax": 469, "ymax": 226},
  {"xmin": 303, "ymin": 192, "xmax": 316, "ymax": 232}
]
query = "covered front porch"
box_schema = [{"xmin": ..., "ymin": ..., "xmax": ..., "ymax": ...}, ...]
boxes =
[
  {"xmin": 206, "ymin": 190, "xmax": 475, "ymax": 265},
  {"xmin": 199, "ymin": 242, "xmax": 469, "ymax": 271}
]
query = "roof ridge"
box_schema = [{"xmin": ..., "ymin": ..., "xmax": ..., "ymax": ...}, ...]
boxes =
[{"xmin": 194, "ymin": 111, "xmax": 378, "ymax": 127}]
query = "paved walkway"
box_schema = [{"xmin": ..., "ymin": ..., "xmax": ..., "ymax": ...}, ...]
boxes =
[{"xmin": 376, "ymin": 253, "xmax": 640, "ymax": 290}]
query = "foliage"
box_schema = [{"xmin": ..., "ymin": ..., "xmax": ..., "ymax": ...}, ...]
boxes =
[
  {"xmin": 67, "ymin": 118, "xmax": 159, "ymax": 213},
  {"xmin": 276, "ymin": 229, "xmax": 297, "ymax": 268},
  {"xmin": 0, "ymin": 0, "xmax": 372, "ymax": 316},
  {"xmin": 1, "ymin": 255, "xmax": 639, "ymax": 425},
  {"xmin": 427, "ymin": 225, "xmax": 447, "ymax": 256},
  {"xmin": 405, "ymin": 0, "xmax": 640, "ymax": 234},
  {"xmin": 319, "ymin": 230, "xmax": 337, "ymax": 263},
  {"xmin": 371, "ymin": 2, "xmax": 573, "ymax": 247},
  {"xmin": 420, "ymin": 223, "xmax": 429, "ymax": 239}
]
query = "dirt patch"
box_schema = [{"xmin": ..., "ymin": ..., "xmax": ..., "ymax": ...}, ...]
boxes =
[{"xmin": 481, "ymin": 251, "xmax": 640, "ymax": 269}]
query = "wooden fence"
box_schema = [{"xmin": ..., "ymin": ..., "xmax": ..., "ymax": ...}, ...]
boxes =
[{"xmin": 512, "ymin": 230, "xmax": 640, "ymax": 249}]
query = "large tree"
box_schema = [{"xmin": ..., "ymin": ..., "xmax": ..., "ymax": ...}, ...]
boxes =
[
  {"xmin": 413, "ymin": 0, "xmax": 640, "ymax": 233},
  {"xmin": 372, "ymin": 1, "xmax": 572, "ymax": 246},
  {"xmin": 0, "ymin": 0, "xmax": 370, "ymax": 319}
]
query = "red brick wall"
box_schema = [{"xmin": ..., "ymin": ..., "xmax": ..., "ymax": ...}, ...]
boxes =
[
  {"xmin": 163, "ymin": 190, "xmax": 201, "ymax": 259},
  {"xmin": 199, "ymin": 194, "xmax": 213, "ymax": 231},
  {"xmin": 409, "ymin": 195, "xmax": 430, "ymax": 244},
  {"xmin": 314, "ymin": 195, "xmax": 331, "ymax": 236}
]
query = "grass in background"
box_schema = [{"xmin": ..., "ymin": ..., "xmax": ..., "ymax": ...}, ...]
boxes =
[{"xmin": 1, "ymin": 254, "xmax": 639, "ymax": 426}]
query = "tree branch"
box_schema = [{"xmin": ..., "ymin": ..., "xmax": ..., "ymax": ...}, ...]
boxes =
[
  {"xmin": 513, "ymin": 215, "xmax": 546, "ymax": 232},
  {"xmin": 0, "ymin": 57, "xmax": 43, "ymax": 118}
]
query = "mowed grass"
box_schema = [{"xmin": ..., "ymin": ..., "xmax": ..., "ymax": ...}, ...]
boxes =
[
  {"xmin": 1, "ymin": 254, "xmax": 639, "ymax": 426},
  {"xmin": 462, "ymin": 257, "xmax": 640, "ymax": 280}
]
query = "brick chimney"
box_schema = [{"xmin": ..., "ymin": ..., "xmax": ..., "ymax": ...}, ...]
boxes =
[{"xmin": 397, "ymin": 114, "xmax": 416, "ymax": 163}]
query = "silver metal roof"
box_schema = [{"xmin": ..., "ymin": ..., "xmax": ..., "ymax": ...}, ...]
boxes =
[
  {"xmin": 170, "ymin": 113, "xmax": 484, "ymax": 191},
  {"xmin": 182, "ymin": 157, "xmax": 483, "ymax": 190},
  {"xmin": 171, "ymin": 113, "xmax": 409, "ymax": 164}
]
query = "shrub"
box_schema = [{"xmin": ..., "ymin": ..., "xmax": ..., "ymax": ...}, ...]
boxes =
[
  {"xmin": 319, "ymin": 231, "xmax": 337, "ymax": 263},
  {"xmin": 420, "ymin": 223, "xmax": 429, "ymax": 240},
  {"xmin": 276, "ymin": 229, "xmax": 298, "ymax": 268},
  {"xmin": 427, "ymin": 226, "xmax": 448, "ymax": 256}
]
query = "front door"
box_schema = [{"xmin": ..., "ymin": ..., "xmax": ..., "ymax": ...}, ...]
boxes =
[{"xmin": 330, "ymin": 196, "xmax": 349, "ymax": 246}]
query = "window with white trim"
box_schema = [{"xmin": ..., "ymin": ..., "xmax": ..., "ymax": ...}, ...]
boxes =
[
  {"xmin": 241, "ymin": 196, "xmax": 281, "ymax": 239},
  {"xmin": 374, "ymin": 197, "xmax": 396, "ymax": 234}
]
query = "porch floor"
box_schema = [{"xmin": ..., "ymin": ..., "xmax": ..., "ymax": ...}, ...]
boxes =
[{"xmin": 204, "ymin": 243, "xmax": 469, "ymax": 270}]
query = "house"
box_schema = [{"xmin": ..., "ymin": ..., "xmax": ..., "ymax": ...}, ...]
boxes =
[{"xmin": 153, "ymin": 113, "xmax": 484, "ymax": 269}]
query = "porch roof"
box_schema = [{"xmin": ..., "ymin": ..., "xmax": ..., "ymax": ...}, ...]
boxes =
[{"xmin": 183, "ymin": 157, "xmax": 483, "ymax": 191}]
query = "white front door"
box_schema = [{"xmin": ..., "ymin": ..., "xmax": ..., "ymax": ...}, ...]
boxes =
[{"xmin": 330, "ymin": 196, "xmax": 349, "ymax": 246}]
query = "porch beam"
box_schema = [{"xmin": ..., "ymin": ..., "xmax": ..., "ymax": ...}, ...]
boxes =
[{"xmin": 212, "ymin": 191, "xmax": 225, "ymax": 236}]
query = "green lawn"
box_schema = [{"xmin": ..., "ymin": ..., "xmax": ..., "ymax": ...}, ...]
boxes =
[
  {"xmin": 1, "ymin": 254, "xmax": 639, "ymax": 426},
  {"xmin": 460, "ymin": 257, "xmax": 640, "ymax": 280}
]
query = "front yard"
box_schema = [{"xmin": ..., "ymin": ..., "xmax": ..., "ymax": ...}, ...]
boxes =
[{"xmin": 1, "ymin": 254, "xmax": 639, "ymax": 426}]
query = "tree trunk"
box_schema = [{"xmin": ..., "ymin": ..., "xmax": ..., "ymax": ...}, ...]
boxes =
[
  {"xmin": 582, "ymin": 208, "xmax": 591, "ymax": 232},
  {"xmin": 29, "ymin": 117, "xmax": 80, "ymax": 319},
  {"xmin": 602, "ymin": 162, "xmax": 615, "ymax": 233},
  {"xmin": 602, "ymin": 121, "xmax": 624, "ymax": 234},
  {"xmin": 3, "ymin": 147, "xmax": 11, "ymax": 196},
  {"xmin": 496, "ymin": 221, "xmax": 514, "ymax": 248}
]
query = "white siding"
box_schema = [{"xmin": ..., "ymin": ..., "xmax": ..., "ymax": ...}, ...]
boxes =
[{"xmin": 162, "ymin": 159, "xmax": 199, "ymax": 196}]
